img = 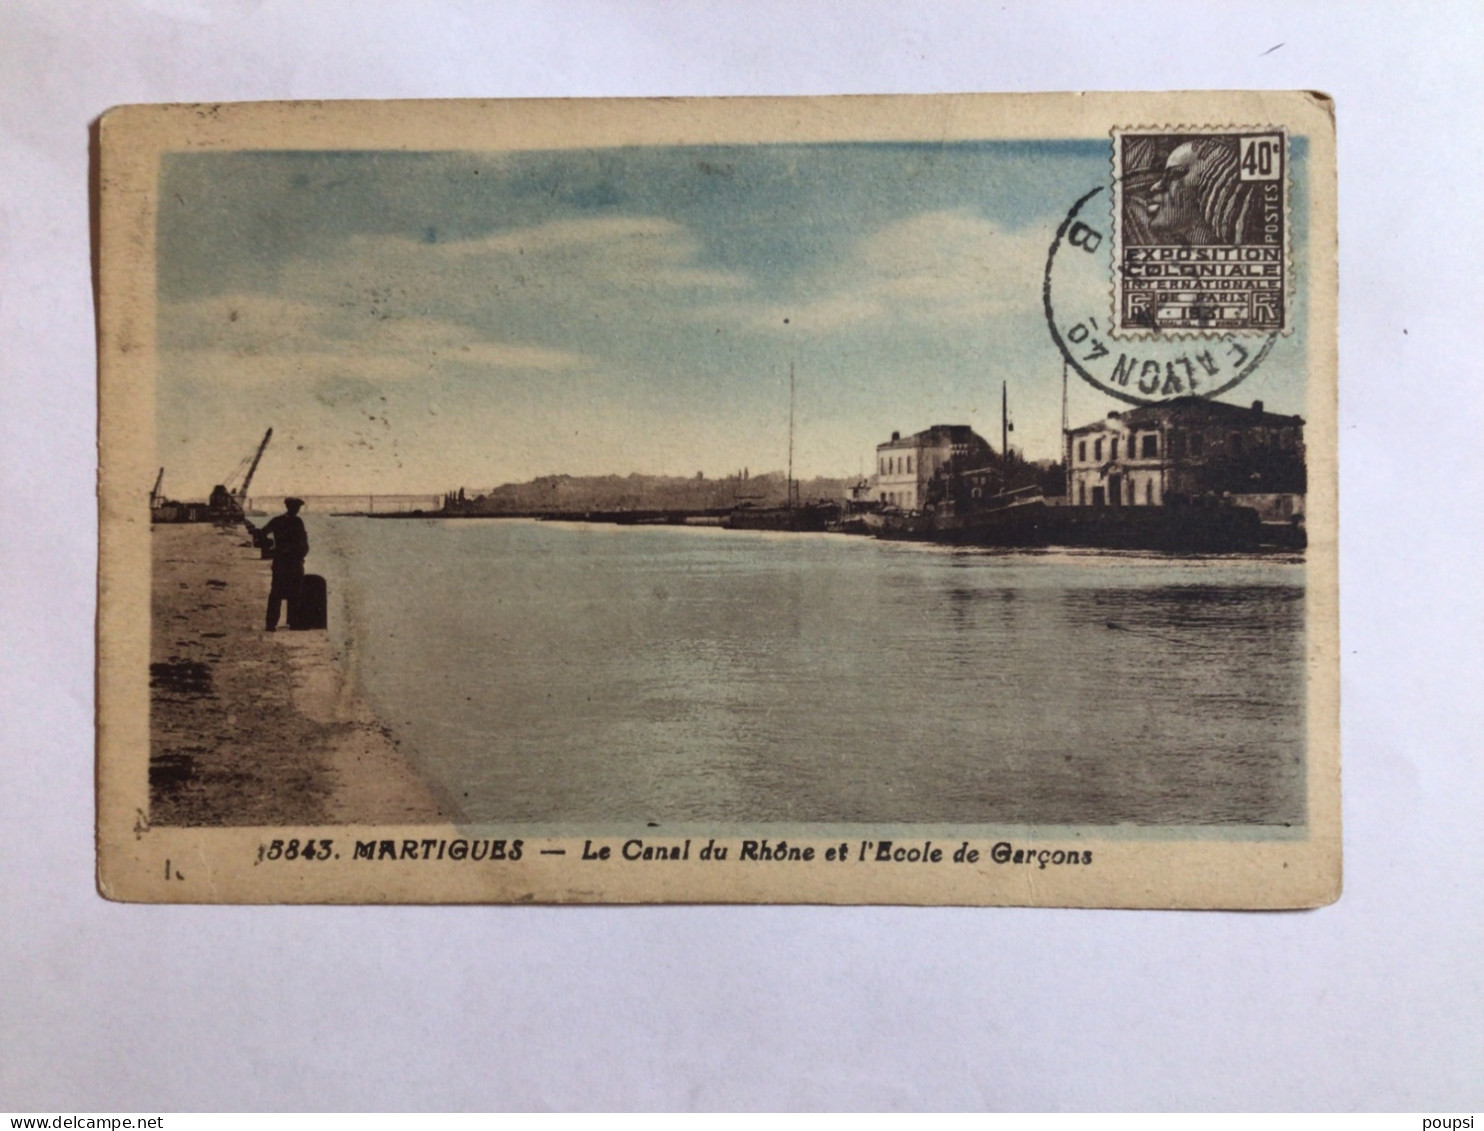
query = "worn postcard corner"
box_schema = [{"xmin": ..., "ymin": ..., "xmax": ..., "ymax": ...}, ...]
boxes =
[{"xmin": 96, "ymin": 92, "xmax": 1338, "ymax": 908}]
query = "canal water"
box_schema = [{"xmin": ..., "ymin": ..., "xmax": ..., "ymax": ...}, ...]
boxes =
[{"xmin": 312, "ymin": 517, "xmax": 1306, "ymax": 829}]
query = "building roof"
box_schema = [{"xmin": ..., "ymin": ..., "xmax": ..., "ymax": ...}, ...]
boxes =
[
  {"xmin": 878, "ymin": 424, "xmax": 990, "ymax": 450},
  {"xmin": 1067, "ymin": 396, "xmax": 1305, "ymax": 436}
]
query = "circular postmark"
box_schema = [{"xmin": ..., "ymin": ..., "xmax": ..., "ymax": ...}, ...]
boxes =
[{"xmin": 1043, "ymin": 187, "xmax": 1276, "ymax": 406}]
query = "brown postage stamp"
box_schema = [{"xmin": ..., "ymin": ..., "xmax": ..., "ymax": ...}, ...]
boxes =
[
  {"xmin": 96, "ymin": 92, "xmax": 1338, "ymax": 906},
  {"xmin": 1112, "ymin": 127, "xmax": 1290, "ymax": 336}
]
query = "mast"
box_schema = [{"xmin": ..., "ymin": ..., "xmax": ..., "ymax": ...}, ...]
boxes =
[
  {"xmin": 236, "ymin": 427, "xmax": 273, "ymax": 506},
  {"xmin": 1062, "ymin": 359, "xmax": 1071, "ymax": 498},
  {"xmin": 1001, "ymin": 381, "xmax": 1009, "ymax": 470},
  {"xmin": 787, "ymin": 361, "xmax": 796, "ymax": 509},
  {"xmin": 149, "ymin": 468, "xmax": 164, "ymax": 509}
]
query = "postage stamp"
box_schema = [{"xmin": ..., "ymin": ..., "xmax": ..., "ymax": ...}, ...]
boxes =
[
  {"xmin": 96, "ymin": 93, "xmax": 1338, "ymax": 907},
  {"xmin": 1112, "ymin": 127, "xmax": 1290, "ymax": 337}
]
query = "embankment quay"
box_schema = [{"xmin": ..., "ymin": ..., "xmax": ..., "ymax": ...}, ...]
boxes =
[
  {"xmin": 344, "ymin": 502, "xmax": 1303, "ymax": 552},
  {"xmin": 149, "ymin": 522, "xmax": 448, "ymax": 826}
]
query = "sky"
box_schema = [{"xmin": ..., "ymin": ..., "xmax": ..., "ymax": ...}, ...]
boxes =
[{"xmin": 156, "ymin": 140, "xmax": 1310, "ymax": 497}]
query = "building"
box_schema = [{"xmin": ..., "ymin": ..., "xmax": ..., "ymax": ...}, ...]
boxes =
[
  {"xmin": 1066, "ymin": 396, "xmax": 1305, "ymax": 516},
  {"xmin": 875, "ymin": 425, "xmax": 995, "ymax": 510}
]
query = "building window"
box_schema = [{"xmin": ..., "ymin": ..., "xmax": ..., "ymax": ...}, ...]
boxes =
[
  {"xmin": 1078, "ymin": 482, "xmax": 1086, "ymax": 505},
  {"xmin": 1145, "ymin": 479, "xmax": 1154, "ymax": 505},
  {"xmin": 1190, "ymin": 432, "xmax": 1204, "ymax": 456},
  {"xmin": 1171, "ymin": 431, "xmax": 1186, "ymax": 458},
  {"xmin": 1111, "ymin": 438, "xmax": 1119, "ymax": 461},
  {"xmin": 1141, "ymin": 434, "xmax": 1158, "ymax": 458},
  {"xmin": 1078, "ymin": 440, "xmax": 1086, "ymax": 462},
  {"xmin": 907, "ymin": 456, "xmax": 913, "ymax": 474},
  {"xmin": 1229, "ymin": 432, "xmax": 1244, "ymax": 455},
  {"xmin": 1094, "ymin": 438, "xmax": 1103, "ymax": 461}
]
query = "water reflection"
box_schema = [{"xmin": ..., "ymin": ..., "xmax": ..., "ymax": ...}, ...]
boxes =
[{"xmin": 320, "ymin": 519, "xmax": 1306, "ymax": 828}]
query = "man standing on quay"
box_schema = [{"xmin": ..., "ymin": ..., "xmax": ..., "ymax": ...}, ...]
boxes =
[{"xmin": 247, "ymin": 497, "xmax": 309, "ymax": 632}]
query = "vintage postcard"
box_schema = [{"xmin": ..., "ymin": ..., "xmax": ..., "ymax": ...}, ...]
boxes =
[{"xmin": 97, "ymin": 93, "xmax": 1338, "ymax": 906}]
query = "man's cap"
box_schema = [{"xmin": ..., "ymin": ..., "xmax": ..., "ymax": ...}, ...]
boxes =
[{"xmin": 285, "ymin": 497, "xmax": 305, "ymax": 509}]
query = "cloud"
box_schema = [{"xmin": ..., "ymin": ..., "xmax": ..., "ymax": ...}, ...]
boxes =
[
  {"xmin": 446, "ymin": 216, "xmax": 750, "ymax": 291},
  {"xmin": 165, "ymin": 345, "xmax": 588, "ymax": 390},
  {"xmin": 356, "ymin": 317, "xmax": 588, "ymax": 372},
  {"xmin": 159, "ymin": 294, "xmax": 329, "ymax": 353},
  {"xmin": 327, "ymin": 216, "xmax": 752, "ymax": 302},
  {"xmin": 160, "ymin": 293, "xmax": 589, "ymax": 385},
  {"xmin": 439, "ymin": 215, "xmax": 705, "ymax": 265},
  {"xmin": 158, "ymin": 213, "xmax": 755, "ymax": 396},
  {"xmin": 715, "ymin": 209, "xmax": 1054, "ymax": 334}
]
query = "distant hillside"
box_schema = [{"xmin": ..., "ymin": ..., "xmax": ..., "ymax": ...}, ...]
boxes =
[{"xmin": 446, "ymin": 471, "xmax": 855, "ymax": 515}]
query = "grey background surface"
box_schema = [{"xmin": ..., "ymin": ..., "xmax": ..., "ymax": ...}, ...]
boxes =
[{"xmin": 2, "ymin": 0, "xmax": 1480, "ymax": 1111}]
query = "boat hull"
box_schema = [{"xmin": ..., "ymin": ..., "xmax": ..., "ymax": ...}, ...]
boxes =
[
  {"xmin": 1044, "ymin": 504, "xmax": 1274, "ymax": 553},
  {"xmin": 724, "ymin": 504, "xmax": 838, "ymax": 532},
  {"xmin": 867, "ymin": 497, "xmax": 1286, "ymax": 553},
  {"xmin": 866, "ymin": 491, "xmax": 1048, "ymax": 547}
]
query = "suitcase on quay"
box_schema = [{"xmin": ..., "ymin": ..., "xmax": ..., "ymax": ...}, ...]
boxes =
[{"xmin": 288, "ymin": 573, "xmax": 328, "ymax": 630}]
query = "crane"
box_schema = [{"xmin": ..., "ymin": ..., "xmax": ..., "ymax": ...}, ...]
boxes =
[
  {"xmin": 209, "ymin": 427, "xmax": 273, "ymax": 520},
  {"xmin": 234, "ymin": 427, "xmax": 273, "ymax": 508}
]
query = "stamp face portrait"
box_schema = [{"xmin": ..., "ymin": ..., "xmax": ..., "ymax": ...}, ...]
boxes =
[
  {"xmin": 96, "ymin": 93, "xmax": 1338, "ymax": 908},
  {"xmin": 1113, "ymin": 129, "xmax": 1289, "ymax": 336}
]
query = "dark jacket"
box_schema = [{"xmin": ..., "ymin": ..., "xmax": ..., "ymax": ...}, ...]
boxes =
[{"xmin": 256, "ymin": 514, "xmax": 309, "ymax": 571}]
